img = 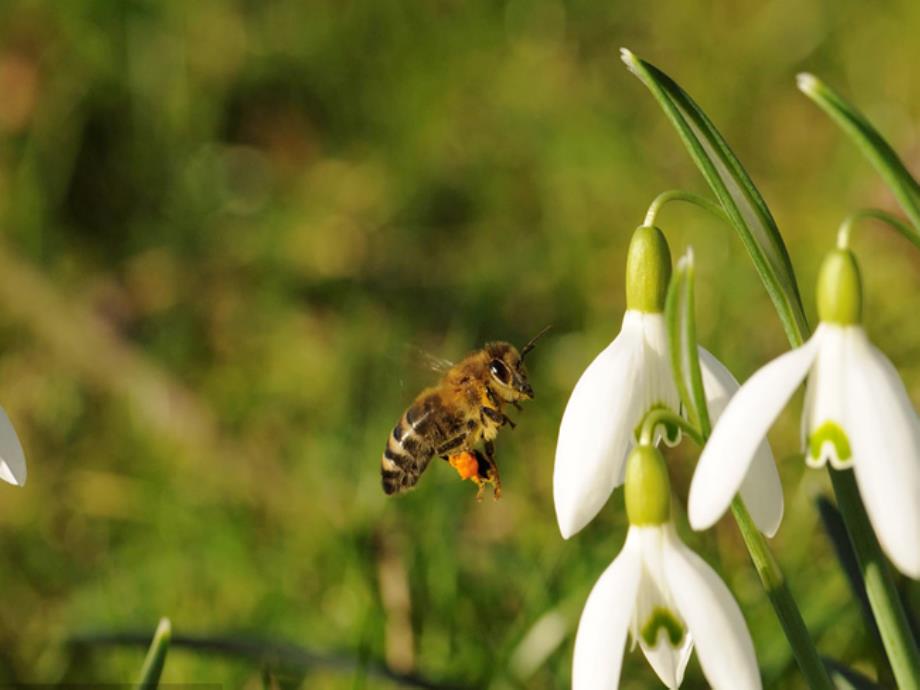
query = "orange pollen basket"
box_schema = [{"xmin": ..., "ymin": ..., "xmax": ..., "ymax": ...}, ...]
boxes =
[{"xmin": 448, "ymin": 451, "xmax": 480, "ymax": 480}]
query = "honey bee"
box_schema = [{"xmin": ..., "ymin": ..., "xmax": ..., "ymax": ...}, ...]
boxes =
[{"xmin": 381, "ymin": 327, "xmax": 550, "ymax": 499}]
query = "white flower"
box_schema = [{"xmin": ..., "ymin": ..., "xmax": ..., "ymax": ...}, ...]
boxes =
[
  {"xmin": 573, "ymin": 523, "xmax": 762, "ymax": 690},
  {"xmin": 554, "ymin": 310, "xmax": 677, "ymax": 538},
  {"xmin": 690, "ymin": 322, "xmax": 920, "ymax": 577},
  {"xmin": 553, "ymin": 311, "xmax": 783, "ymax": 538},
  {"xmin": 0, "ymin": 407, "xmax": 25, "ymax": 487}
]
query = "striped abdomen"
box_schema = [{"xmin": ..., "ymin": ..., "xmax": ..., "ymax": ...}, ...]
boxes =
[
  {"xmin": 382, "ymin": 391, "xmax": 472, "ymax": 495},
  {"xmin": 381, "ymin": 401, "xmax": 437, "ymax": 495}
]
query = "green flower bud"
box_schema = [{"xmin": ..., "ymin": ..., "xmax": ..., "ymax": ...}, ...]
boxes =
[
  {"xmin": 817, "ymin": 248, "xmax": 862, "ymax": 325},
  {"xmin": 624, "ymin": 445, "xmax": 671, "ymax": 526},
  {"xmin": 626, "ymin": 225, "xmax": 672, "ymax": 313}
]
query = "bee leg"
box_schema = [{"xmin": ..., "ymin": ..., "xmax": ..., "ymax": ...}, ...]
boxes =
[
  {"xmin": 436, "ymin": 435, "xmax": 465, "ymax": 456},
  {"xmin": 473, "ymin": 476, "xmax": 486, "ymax": 502},
  {"xmin": 481, "ymin": 442, "xmax": 502, "ymax": 500},
  {"xmin": 512, "ymin": 401, "xmax": 523, "ymax": 411},
  {"xmin": 484, "ymin": 405, "xmax": 516, "ymax": 430},
  {"xmin": 481, "ymin": 406, "xmax": 503, "ymax": 424},
  {"xmin": 468, "ymin": 450, "xmax": 490, "ymax": 501}
]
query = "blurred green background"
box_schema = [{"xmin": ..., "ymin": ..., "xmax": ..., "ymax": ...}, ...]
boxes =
[{"xmin": 0, "ymin": 1, "xmax": 918, "ymax": 688}]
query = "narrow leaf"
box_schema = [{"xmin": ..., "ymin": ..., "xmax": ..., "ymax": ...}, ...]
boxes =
[
  {"xmin": 798, "ymin": 74, "xmax": 920, "ymax": 233},
  {"xmin": 664, "ymin": 249, "xmax": 710, "ymax": 436},
  {"xmin": 136, "ymin": 618, "xmax": 171, "ymax": 690},
  {"xmin": 815, "ymin": 497, "xmax": 881, "ymax": 645},
  {"xmin": 621, "ymin": 49, "xmax": 809, "ymax": 346}
]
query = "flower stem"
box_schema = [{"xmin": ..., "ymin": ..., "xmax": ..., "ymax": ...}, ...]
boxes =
[
  {"xmin": 643, "ymin": 190, "xmax": 729, "ymax": 227},
  {"xmin": 828, "ymin": 469, "xmax": 920, "ymax": 690},
  {"xmin": 638, "ymin": 407, "xmax": 704, "ymax": 447},
  {"xmin": 730, "ymin": 499, "xmax": 836, "ymax": 690},
  {"xmin": 836, "ymin": 208, "xmax": 920, "ymax": 251}
]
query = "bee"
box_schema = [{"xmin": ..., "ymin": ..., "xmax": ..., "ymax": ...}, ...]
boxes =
[{"xmin": 381, "ymin": 327, "xmax": 549, "ymax": 499}]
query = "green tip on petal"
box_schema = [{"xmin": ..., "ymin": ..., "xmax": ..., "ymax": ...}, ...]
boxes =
[
  {"xmin": 817, "ymin": 249, "xmax": 862, "ymax": 325},
  {"xmin": 640, "ymin": 607, "xmax": 686, "ymax": 648},
  {"xmin": 808, "ymin": 421, "xmax": 852, "ymax": 466},
  {"xmin": 626, "ymin": 225, "xmax": 672, "ymax": 313},
  {"xmin": 625, "ymin": 445, "xmax": 671, "ymax": 526}
]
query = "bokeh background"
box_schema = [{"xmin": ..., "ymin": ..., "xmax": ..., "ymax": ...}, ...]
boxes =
[{"xmin": 0, "ymin": 1, "xmax": 919, "ymax": 688}]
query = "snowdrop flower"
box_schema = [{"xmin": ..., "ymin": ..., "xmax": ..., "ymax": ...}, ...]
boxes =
[
  {"xmin": 574, "ymin": 444, "xmax": 761, "ymax": 690},
  {"xmin": 0, "ymin": 407, "xmax": 25, "ymax": 487},
  {"xmin": 554, "ymin": 227, "xmax": 782, "ymax": 538},
  {"xmin": 691, "ymin": 248, "xmax": 920, "ymax": 577}
]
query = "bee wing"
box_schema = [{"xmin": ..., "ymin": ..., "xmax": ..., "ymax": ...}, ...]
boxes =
[{"xmin": 405, "ymin": 344, "xmax": 454, "ymax": 375}]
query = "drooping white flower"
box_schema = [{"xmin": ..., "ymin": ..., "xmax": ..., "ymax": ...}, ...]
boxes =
[
  {"xmin": 0, "ymin": 406, "xmax": 26, "ymax": 487},
  {"xmin": 554, "ymin": 308, "xmax": 679, "ymax": 538},
  {"xmin": 553, "ymin": 227, "xmax": 782, "ymax": 538},
  {"xmin": 573, "ymin": 446, "xmax": 762, "ymax": 690},
  {"xmin": 690, "ymin": 248, "xmax": 920, "ymax": 577}
]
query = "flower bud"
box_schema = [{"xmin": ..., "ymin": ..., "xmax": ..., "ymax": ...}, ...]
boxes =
[
  {"xmin": 624, "ymin": 445, "xmax": 671, "ymax": 526},
  {"xmin": 817, "ymin": 248, "xmax": 862, "ymax": 325},
  {"xmin": 625, "ymin": 225, "xmax": 672, "ymax": 313}
]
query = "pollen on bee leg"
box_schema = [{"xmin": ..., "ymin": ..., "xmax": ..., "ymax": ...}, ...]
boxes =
[{"xmin": 448, "ymin": 451, "xmax": 480, "ymax": 480}]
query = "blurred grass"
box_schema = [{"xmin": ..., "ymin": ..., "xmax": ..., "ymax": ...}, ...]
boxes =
[{"xmin": 0, "ymin": 1, "xmax": 918, "ymax": 688}]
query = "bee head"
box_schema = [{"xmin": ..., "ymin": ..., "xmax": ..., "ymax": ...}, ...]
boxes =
[{"xmin": 485, "ymin": 327, "xmax": 549, "ymax": 402}]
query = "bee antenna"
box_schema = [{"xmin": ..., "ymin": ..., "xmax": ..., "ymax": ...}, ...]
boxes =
[{"xmin": 520, "ymin": 325, "xmax": 552, "ymax": 360}]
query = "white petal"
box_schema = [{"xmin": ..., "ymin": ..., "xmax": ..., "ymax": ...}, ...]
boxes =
[
  {"xmin": 688, "ymin": 331, "xmax": 823, "ymax": 532},
  {"xmin": 0, "ymin": 407, "xmax": 26, "ymax": 486},
  {"xmin": 554, "ymin": 312, "xmax": 644, "ymax": 538},
  {"xmin": 845, "ymin": 329, "xmax": 920, "ymax": 578},
  {"xmin": 639, "ymin": 631, "xmax": 692, "ymax": 690},
  {"xmin": 573, "ymin": 530, "xmax": 642, "ymax": 690},
  {"xmin": 631, "ymin": 527, "xmax": 692, "ymax": 688},
  {"xmin": 698, "ymin": 348, "xmax": 784, "ymax": 537},
  {"xmin": 637, "ymin": 314, "xmax": 682, "ymax": 451},
  {"xmin": 803, "ymin": 326, "xmax": 849, "ymax": 468},
  {"xmin": 663, "ymin": 527, "xmax": 762, "ymax": 690}
]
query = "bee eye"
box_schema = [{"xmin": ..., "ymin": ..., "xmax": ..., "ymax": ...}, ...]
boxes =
[{"xmin": 489, "ymin": 359, "xmax": 510, "ymax": 384}]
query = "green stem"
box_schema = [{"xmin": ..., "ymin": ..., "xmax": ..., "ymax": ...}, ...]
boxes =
[
  {"xmin": 638, "ymin": 407, "xmax": 704, "ymax": 447},
  {"xmin": 829, "ymin": 470, "xmax": 920, "ymax": 690},
  {"xmin": 836, "ymin": 208, "xmax": 920, "ymax": 252},
  {"xmin": 730, "ymin": 500, "xmax": 835, "ymax": 690},
  {"xmin": 643, "ymin": 190, "xmax": 730, "ymax": 227}
]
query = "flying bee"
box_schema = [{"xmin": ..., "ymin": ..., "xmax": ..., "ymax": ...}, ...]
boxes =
[{"xmin": 381, "ymin": 327, "xmax": 550, "ymax": 499}]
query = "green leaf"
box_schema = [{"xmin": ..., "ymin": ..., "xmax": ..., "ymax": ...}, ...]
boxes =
[
  {"xmin": 798, "ymin": 74, "xmax": 920, "ymax": 234},
  {"xmin": 664, "ymin": 249, "xmax": 710, "ymax": 437},
  {"xmin": 136, "ymin": 618, "xmax": 171, "ymax": 690},
  {"xmin": 621, "ymin": 49, "xmax": 809, "ymax": 347}
]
